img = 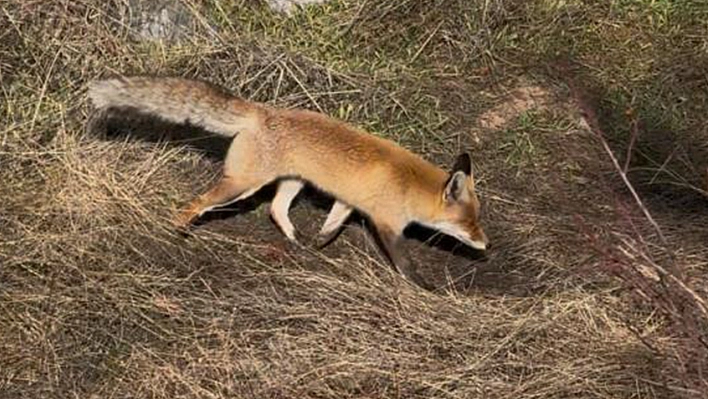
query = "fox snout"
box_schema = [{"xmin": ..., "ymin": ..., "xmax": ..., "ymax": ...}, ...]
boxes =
[{"xmin": 467, "ymin": 225, "xmax": 488, "ymax": 251}]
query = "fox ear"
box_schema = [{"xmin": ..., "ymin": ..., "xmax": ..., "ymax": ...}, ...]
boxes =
[
  {"xmin": 443, "ymin": 171, "xmax": 469, "ymax": 204},
  {"xmin": 452, "ymin": 153, "xmax": 473, "ymax": 178}
]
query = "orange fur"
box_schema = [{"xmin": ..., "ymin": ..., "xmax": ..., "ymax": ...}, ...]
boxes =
[{"xmin": 88, "ymin": 76, "xmax": 488, "ymax": 288}]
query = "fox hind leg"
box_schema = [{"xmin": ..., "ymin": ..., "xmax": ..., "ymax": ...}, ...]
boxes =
[
  {"xmin": 270, "ymin": 179, "xmax": 304, "ymax": 241},
  {"xmin": 174, "ymin": 131, "xmax": 274, "ymax": 229},
  {"xmin": 173, "ymin": 174, "xmax": 268, "ymax": 229}
]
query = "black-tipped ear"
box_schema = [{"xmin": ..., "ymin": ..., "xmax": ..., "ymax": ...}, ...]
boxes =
[
  {"xmin": 443, "ymin": 171, "xmax": 468, "ymax": 203},
  {"xmin": 452, "ymin": 153, "xmax": 472, "ymax": 176}
]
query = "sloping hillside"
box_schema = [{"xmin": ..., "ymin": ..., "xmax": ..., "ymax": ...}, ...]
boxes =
[{"xmin": 1, "ymin": 1, "xmax": 707, "ymax": 398}]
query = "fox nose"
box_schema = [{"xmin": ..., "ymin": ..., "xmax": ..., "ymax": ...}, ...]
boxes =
[
  {"xmin": 477, "ymin": 229, "xmax": 489, "ymax": 250},
  {"xmin": 469, "ymin": 239, "xmax": 487, "ymax": 251}
]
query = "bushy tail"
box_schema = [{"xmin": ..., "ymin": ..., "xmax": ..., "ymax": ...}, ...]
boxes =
[{"xmin": 88, "ymin": 76, "xmax": 259, "ymax": 137}]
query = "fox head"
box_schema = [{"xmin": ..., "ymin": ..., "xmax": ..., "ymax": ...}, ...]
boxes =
[{"xmin": 429, "ymin": 153, "xmax": 488, "ymax": 251}]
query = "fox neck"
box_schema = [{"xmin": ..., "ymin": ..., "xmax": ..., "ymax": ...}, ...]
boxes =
[
  {"xmin": 408, "ymin": 192, "xmax": 447, "ymax": 230},
  {"xmin": 401, "ymin": 164, "xmax": 448, "ymax": 221}
]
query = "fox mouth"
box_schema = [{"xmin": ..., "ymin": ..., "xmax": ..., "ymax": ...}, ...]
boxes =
[
  {"xmin": 454, "ymin": 234, "xmax": 487, "ymax": 251},
  {"xmin": 418, "ymin": 221, "xmax": 488, "ymax": 251},
  {"xmin": 446, "ymin": 229, "xmax": 488, "ymax": 252}
]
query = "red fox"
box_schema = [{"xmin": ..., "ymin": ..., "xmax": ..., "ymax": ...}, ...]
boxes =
[{"xmin": 88, "ymin": 76, "xmax": 488, "ymax": 287}]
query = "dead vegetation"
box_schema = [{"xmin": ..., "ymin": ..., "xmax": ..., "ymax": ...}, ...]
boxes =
[{"xmin": 1, "ymin": 0, "xmax": 708, "ymax": 398}]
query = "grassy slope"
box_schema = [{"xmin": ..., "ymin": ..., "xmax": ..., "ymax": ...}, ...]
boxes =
[{"xmin": 1, "ymin": 0, "xmax": 707, "ymax": 398}]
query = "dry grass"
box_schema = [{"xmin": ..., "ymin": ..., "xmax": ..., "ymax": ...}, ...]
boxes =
[{"xmin": 2, "ymin": 0, "xmax": 708, "ymax": 398}]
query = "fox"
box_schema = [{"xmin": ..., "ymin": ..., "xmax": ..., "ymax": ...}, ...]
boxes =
[{"xmin": 87, "ymin": 76, "xmax": 489, "ymax": 287}]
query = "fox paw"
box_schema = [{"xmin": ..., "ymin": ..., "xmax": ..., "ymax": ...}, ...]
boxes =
[
  {"xmin": 311, "ymin": 230, "xmax": 341, "ymax": 250},
  {"xmin": 172, "ymin": 208, "xmax": 197, "ymax": 231},
  {"xmin": 288, "ymin": 229, "xmax": 306, "ymax": 245}
]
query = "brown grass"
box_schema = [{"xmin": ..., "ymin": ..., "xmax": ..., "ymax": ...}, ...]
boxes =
[{"xmin": 2, "ymin": 1, "xmax": 707, "ymax": 398}]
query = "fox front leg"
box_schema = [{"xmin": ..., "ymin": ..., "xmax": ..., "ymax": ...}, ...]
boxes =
[
  {"xmin": 375, "ymin": 224, "xmax": 432, "ymax": 290},
  {"xmin": 315, "ymin": 200, "xmax": 353, "ymax": 248},
  {"xmin": 270, "ymin": 180, "xmax": 305, "ymax": 242}
]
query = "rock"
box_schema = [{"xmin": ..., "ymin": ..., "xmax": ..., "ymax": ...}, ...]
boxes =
[
  {"xmin": 127, "ymin": 0, "xmax": 192, "ymax": 42},
  {"xmin": 266, "ymin": 0, "xmax": 328, "ymax": 14}
]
